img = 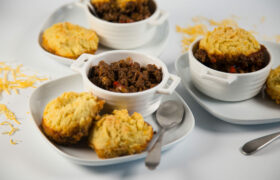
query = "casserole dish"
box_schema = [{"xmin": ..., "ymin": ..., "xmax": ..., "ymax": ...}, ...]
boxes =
[
  {"xmin": 188, "ymin": 38, "xmax": 272, "ymax": 101},
  {"xmin": 71, "ymin": 50, "xmax": 180, "ymax": 116},
  {"xmin": 85, "ymin": 0, "xmax": 169, "ymax": 49}
]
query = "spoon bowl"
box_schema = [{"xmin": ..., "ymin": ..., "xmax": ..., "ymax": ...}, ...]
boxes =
[{"xmin": 156, "ymin": 100, "xmax": 185, "ymax": 128}]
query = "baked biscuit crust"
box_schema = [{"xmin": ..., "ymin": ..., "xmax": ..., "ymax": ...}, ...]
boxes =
[
  {"xmin": 89, "ymin": 109, "xmax": 153, "ymax": 158},
  {"xmin": 42, "ymin": 92, "xmax": 104, "ymax": 144},
  {"xmin": 266, "ymin": 66, "xmax": 280, "ymax": 104},
  {"xmin": 199, "ymin": 26, "xmax": 261, "ymax": 61},
  {"xmin": 42, "ymin": 22, "xmax": 99, "ymax": 59}
]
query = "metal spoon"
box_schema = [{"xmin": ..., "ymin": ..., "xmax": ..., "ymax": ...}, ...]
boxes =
[
  {"xmin": 85, "ymin": 0, "xmax": 99, "ymax": 18},
  {"xmin": 145, "ymin": 100, "xmax": 184, "ymax": 170},
  {"xmin": 241, "ymin": 131, "xmax": 280, "ymax": 155}
]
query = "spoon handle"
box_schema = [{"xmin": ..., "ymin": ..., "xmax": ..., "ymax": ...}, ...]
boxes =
[
  {"xmin": 241, "ymin": 132, "xmax": 280, "ymax": 155},
  {"xmin": 145, "ymin": 129, "xmax": 165, "ymax": 170}
]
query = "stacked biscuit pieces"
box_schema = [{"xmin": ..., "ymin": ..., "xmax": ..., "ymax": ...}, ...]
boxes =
[{"xmin": 42, "ymin": 92, "xmax": 153, "ymax": 159}]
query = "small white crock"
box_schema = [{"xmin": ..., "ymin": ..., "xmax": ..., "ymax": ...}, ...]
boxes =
[
  {"xmin": 188, "ymin": 38, "xmax": 272, "ymax": 102},
  {"xmin": 85, "ymin": 0, "xmax": 169, "ymax": 49},
  {"xmin": 71, "ymin": 50, "xmax": 180, "ymax": 116}
]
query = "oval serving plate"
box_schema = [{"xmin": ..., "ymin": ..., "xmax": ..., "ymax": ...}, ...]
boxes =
[
  {"xmin": 175, "ymin": 41, "xmax": 280, "ymax": 125},
  {"xmin": 29, "ymin": 74, "xmax": 195, "ymax": 166},
  {"xmin": 38, "ymin": 2, "xmax": 170, "ymax": 66}
]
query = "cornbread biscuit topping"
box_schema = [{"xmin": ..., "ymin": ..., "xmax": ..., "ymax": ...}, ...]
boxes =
[
  {"xmin": 266, "ymin": 66, "xmax": 280, "ymax": 104},
  {"xmin": 194, "ymin": 26, "xmax": 270, "ymax": 73},
  {"xmin": 42, "ymin": 22, "xmax": 99, "ymax": 59},
  {"xmin": 199, "ymin": 26, "xmax": 261, "ymax": 59},
  {"xmin": 42, "ymin": 92, "xmax": 104, "ymax": 144},
  {"xmin": 89, "ymin": 109, "xmax": 153, "ymax": 158}
]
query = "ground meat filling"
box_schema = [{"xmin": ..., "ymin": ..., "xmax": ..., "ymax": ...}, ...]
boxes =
[
  {"xmin": 194, "ymin": 44, "xmax": 270, "ymax": 73},
  {"xmin": 91, "ymin": 0, "xmax": 153, "ymax": 23},
  {"xmin": 88, "ymin": 57, "xmax": 162, "ymax": 93}
]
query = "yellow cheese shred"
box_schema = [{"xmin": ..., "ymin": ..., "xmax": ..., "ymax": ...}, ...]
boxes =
[
  {"xmin": 10, "ymin": 139, "xmax": 18, "ymax": 145},
  {"xmin": 0, "ymin": 121, "xmax": 18, "ymax": 135},
  {"xmin": 0, "ymin": 104, "xmax": 20, "ymax": 124},
  {"xmin": 0, "ymin": 107, "xmax": 20, "ymax": 145}
]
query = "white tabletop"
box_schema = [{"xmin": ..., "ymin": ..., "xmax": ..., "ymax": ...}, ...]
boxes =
[{"xmin": 1, "ymin": 0, "xmax": 280, "ymax": 179}]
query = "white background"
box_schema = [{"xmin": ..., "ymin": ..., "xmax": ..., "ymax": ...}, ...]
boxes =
[{"xmin": 1, "ymin": 0, "xmax": 280, "ymax": 179}]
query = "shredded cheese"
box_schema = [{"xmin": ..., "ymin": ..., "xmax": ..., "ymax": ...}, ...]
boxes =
[
  {"xmin": 10, "ymin": 139, "xmax": 18, "ymax": 145},
  {"xmin": 0, "ymin": 62, "xmax": 48, "ymax": 95},
  {"xmin": 176, "ymin": 16, "xmax": 239, "ymax": 52},
  {"xmin": 0, "ymin": 105, "xmax": 20, "ymax": 145},
  {"xmin": 0, "ymin": 104, "xmax": 19, "ymax": 124},
  {"xmin": 176, "ymin": 24, "xmax": 208, "ymax": 52},
  {"xmin": 0, "ymin": 62, "xmax": 48, "ymax": 145},
  {"xmin": 0, "ymin": 121, "xmax": 18, "ymax": 135}
]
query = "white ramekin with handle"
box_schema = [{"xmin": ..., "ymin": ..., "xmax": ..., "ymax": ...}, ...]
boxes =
[
  {"xmin": 188, "ymin": 38, "xmax": 272, "ymax": 102},
  {"xmin": 71, "ymin": 50, "xmax": 180, "ymax": 116},
  {"xmin": 85, "ymin": 0, "xmax": 169, "ymax": 49}
]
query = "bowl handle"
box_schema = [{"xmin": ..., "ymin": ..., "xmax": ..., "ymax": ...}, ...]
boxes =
[
  {"xmin": 70, "ymin": 53, "xmax": 92, "ymax": 73},
  {"xmin": 148, "ymin": 10, "xmax": 169, "ymax": 26},
  {"xmin": 200, "ymin": 70, "xmax": 237, "ymax": 85},
  {"xmin": 156, "ymin": 74, "xmax": 181, "ymax": 95}
]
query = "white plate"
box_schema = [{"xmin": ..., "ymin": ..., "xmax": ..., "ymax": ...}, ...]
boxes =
[
  {"xmin": 175, "ymin": 41, "xmax": 280, "ymax": 125},
  {"xmin": 38, "ymin": 2, "xmax": 170, "ymax": 66},
  {"xmin": 29, "ymin": 74, "xmax": 194, "ymax": 166}
]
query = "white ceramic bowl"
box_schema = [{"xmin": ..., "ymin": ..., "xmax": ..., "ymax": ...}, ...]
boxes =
[
  {"xmin": 85, "ymin": 0, "xmax": 169, "ymax": 49},
  {"xmin": 70, "ymin": 50, "xmax": 180, "ymax": 116},
  {"xmin": 188, "ymin": 38, "xmax": 272, "ymax": 102}
]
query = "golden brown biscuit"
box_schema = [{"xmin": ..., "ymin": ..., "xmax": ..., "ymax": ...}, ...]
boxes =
[
  {"xmin": 88, "ymin": 109, "xmax": 153, "ymax": 158},
  {"xmin": 42, "ymin": 22, "xmax": 99, "ymax": 59},
  {"xmin": 42, "ymin": 92, "xmax": 104, "ymax": 144},
  {"xmin": 266, "ymin": 66, "xmax": 280, "ymax": 104},
  {"xmin": 199, "ymin": 26, "xmax": 261, "ymax": 60}
]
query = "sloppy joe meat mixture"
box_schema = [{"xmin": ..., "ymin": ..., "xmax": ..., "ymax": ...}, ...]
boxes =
[
  {"xmin": 91, "ymin": 0, "xmax": 153, "ymax": 23},
  {"xmin": 88, "ymin": 57, "xmax": 162, "ymax": 93},
  {"xmin": 194, "ymin": 44, "xmax": 270, "ymax": 73}
]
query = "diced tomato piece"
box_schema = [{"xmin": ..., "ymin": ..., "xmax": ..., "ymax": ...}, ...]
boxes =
[
  {"xmin": 113, "ymin": 81, "xmax": 119, "ymax": 87},
  {"xmin": 229, "ymin": 66, "xmax": 236, "ymax": 73},
  {"xmin": 210, "ymin": 58, "xmax": 217, "ymax": 63}
]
